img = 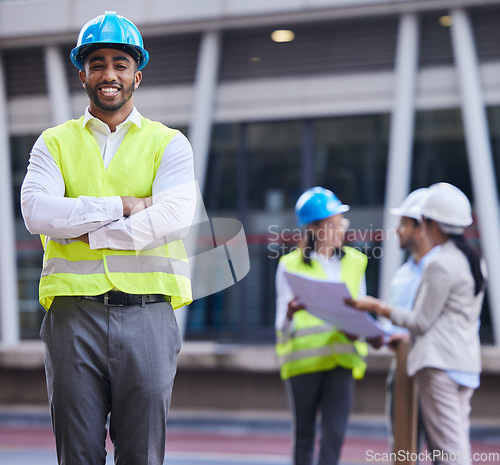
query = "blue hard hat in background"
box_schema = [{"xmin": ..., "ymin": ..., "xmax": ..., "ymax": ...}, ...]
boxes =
[
  {"xmin": 295, "ymin": 187, "xmax": 350, "ymax": 226},
  {"xmin": 71, "ymin": 11, "xmax": 149, "ymax": 70}
]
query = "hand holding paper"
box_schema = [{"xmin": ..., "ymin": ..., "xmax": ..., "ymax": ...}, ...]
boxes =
[
  {"xmin": 284, "ymin": 271, "xmax": 392, "ymax": 339},
  {"xmin": 287, "ymin": 298, "xmax": 306, "ymax": 320},
  {"xmin": 345, "ymin": 295, "xmax": 392, "ymax": 319}
]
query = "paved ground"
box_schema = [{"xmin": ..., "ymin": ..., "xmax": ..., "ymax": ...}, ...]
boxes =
[{"xmin": 1, "ymin": 407, "xmax": 499, "ymax": 465}]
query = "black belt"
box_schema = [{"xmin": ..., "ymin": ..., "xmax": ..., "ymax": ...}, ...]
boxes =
[{"xmin": 81, "ymin": 291, "xmax": 169, "ymax": 307}]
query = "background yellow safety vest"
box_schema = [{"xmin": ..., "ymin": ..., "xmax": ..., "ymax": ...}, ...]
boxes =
[
  {"xmin": 276, "ymin": 247, "xmax": 368, "ymax": 380},
  {"xmin": 38, "ymin": 116, "xmax": 192, "ymax": 310}
]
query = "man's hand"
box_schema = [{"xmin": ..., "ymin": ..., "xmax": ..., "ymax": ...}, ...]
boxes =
[
  {"xmin": 387, "ymin": 332, "xmax": 410, "ymax": 351},
  {"xmin": 366, "ymin": 336, "xmax": 385, "ymax": 349},
  {"xmin": 72, "ymin": 233, "xmax": 89, "ymax": 243},
  {"xmin": 121, "ymin": 196, "xmax": 152, "ymax": 217}
]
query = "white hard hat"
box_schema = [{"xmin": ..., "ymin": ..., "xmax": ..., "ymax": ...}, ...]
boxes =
[
  {"xmin": 420, "ymin": 183, "xmax": 473, "ymax": 234},
  {"xmin": 390, "ymin": 188, "xmax": 429, "ymax": 220}
]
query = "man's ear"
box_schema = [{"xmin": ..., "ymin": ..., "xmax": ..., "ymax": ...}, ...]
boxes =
[
  {"xmin": 79, "ymin": 70, "xmax": 86, "ymax": 88},
  {"xmin": 134, "ymin": 70, "xmax": 142, "ymax": 89}
]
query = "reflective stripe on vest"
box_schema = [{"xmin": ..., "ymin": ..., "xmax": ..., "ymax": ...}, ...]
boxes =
[
  {"xmin": 278, "ymin": 343, "xmax": 357, "ymax": 364},
  {"xmin": 39, "ymin": 117, "xmax": 192, "ymax": 310},
  {"xmin": 276, "ymin": 247, "xmax": 368, "ymax": 380},
  {"xmin": 276, "ymin": 324, "xmax": 332, "ymax": 345},
  {"xmin": 41, "ymin": 255, "xmax": 190, "ymax": 278}
]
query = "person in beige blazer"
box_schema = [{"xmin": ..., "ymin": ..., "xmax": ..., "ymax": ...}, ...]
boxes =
[{"xmin": 346, "ymin": 183, "xmax": 486, "ymax": 465}]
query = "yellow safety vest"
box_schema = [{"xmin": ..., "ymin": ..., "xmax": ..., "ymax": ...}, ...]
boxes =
[
  {"xmin": 38, "ymin": 116, "xmax": 192, "ymax": 310},
  {"xmin": 276, "ymin": 247, "xmax": 368, "ymax": 380}
]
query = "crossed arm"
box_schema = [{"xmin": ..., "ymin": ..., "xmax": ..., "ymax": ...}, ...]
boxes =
[
  {"xmin": 71, "ymin": 196, "xmax": 153, "ymax": 244},
  {"xmin": 21, "ymin": 132, "xmax": 196, "ymax": 251}
]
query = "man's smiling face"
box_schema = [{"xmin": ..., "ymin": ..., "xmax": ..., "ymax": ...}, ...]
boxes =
[{"xmin": 79, "ymin": 47, "xmax": 141, "ymax": 113}]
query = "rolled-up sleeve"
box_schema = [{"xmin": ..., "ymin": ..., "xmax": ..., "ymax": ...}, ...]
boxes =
[{"xmin": 21, "ymin": 135, "xmax": 124, "ymax": 238}]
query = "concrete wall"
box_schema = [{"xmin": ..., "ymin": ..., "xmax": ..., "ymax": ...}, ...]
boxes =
[
  {"xmin": 7, "ymin": 60, "xmax": 500, "ymax": 136},
  {"xmin": 1, "ymin": 342, "xmax": 499, "ymax": 420},
  {"xmin": 1, "ymin": 0, "xmax": 498, "ymax": 43}
]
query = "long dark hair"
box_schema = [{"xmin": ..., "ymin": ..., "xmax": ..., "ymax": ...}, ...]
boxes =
[
  {"xmin": 303, "ymin": 227, "xmax": 316, "ymax": 266},
  {"xmin": 449, "ymin": 234, "xmax": 485, "ymax": 296}
]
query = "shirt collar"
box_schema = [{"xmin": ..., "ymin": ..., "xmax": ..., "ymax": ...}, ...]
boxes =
[
  {"xmin": 311, "ymin": 250, "xmax": 341, "ymax": 264},
  {"xmin": 409, "ymin": 245, "xmax": 441, "ymax": 270},
  {"xmin": 82, "ymin": 106, "xmax": 142, "ymax": 130},
  {"xmin": 423, "ymin": 245, "xmax": 441, "ymax": 264}
]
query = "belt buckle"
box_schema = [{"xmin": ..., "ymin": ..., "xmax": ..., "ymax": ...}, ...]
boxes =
[{"xmin": 104, "ymin": 292, "xmax": 124, "ymax": 307}]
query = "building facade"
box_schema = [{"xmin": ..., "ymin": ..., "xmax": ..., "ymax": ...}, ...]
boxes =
[{"xmin": 1, "ymin": 0, "xmax": 500, "ymax": 345}]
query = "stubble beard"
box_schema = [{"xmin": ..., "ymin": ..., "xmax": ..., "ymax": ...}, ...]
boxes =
[{"xmin": 86, "ymin": 81, "xmax": 135, "ymax": 112}]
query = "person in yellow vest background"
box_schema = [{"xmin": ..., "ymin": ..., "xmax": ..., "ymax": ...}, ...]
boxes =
[
  {"xmin": 20, "ymin": 11, "xmax": 195, "ymax": 465},
  {"xmin": 275, "ymin": 186, "xmax": 382, "ymax": 465}
]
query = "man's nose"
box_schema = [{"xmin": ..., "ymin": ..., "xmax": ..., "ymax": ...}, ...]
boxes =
[{"xmin": 102, "ymin": 65, "xmax": 118, "ymax": 81}]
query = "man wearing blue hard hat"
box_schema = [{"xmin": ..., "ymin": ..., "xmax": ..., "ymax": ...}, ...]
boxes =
[
  {"xmin": 275, "ymin": 186, "xmax": 378, "ymax": 465},
  {"xmin": 21, "ymin": 11, "xmax": 195, "ymax": 465}
]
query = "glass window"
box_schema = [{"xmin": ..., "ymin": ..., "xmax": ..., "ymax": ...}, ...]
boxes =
[
  {"xmin": 246, "ymin": 120, "xmax": 303, "ymax": 211},
  {"xmin": 419, "ymin": 13, "xmax": 454, "ymax": 68},
  {"xmin": 471, "ymin": 6, "xmax": 500, "ymax": 64},
  {"xmin": 313, "ymin": 115, "xmax": 390, "ymax": 206},
  {"xmin": 11, "ymin": 135, "xmax": 38, "ymax": 217},
  {"xmin": 187, "ymin": 111, "xmax": 495, "ymax": 343},
  {"xmin": 186, "ymin": 243, "xmax": 277, "ymax": 342},
  {"xmin": 219, "ymin": 16, "xmax": 397, "ymax": 82},
  {"xmin": 4, "ymin": 48, "xmax": 47, "ymax": 98},
  {"xmin": 188, "ymin": 120, "xmax": 304, "ymax": 341},
  {"xmin": 188, "ymin": 115, "xmax": 392, "ymax": 342},
  {"xmin": 11, "ymin": 135, "xmax": 45, "ymax": 339},
  {"xmin": 203, "ymin": 124, "xmax": 239, "ymax": 211},
  {"xmin": 411, "ymin": 109, "xmax": 472, "ymax": 198},
  {"xmin": 487, "ymin": 106, "xmax": 500, "ymax": 196},
  {"xmin": 412, "ymin": 109, "xmax": 495, "ymax": 343}
]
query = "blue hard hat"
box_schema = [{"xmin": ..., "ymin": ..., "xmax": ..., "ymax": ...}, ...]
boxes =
[
  {"xmin": 295, "ymin": 187, "xmax": 350, "ymax": 226},
  {"xmin": 71, "ymin": 11, "xmax": 149, "ymax": 70}
]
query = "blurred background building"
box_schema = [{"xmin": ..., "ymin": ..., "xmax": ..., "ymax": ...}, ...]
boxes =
[{"xmin": 1, "ymin": 0, "xmax": 500, "ymax": 414}]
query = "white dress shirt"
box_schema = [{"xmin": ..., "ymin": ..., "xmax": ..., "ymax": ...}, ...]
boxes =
[
  {"xmin": 21, "ymin": 107, "xmax": 196, "ymax": 251},
  {"xmin": 383, "ymin": 247, "xmax": 441, "ymax": 335},
  {"xmin": 275, "ymin": 250, "xmax": 367, "ymax": 334}
]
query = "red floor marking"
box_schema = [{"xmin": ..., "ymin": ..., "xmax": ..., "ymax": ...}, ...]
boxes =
[{"xmin": 1, "ymin": 425, "xmax": 499, "ymax": 464}]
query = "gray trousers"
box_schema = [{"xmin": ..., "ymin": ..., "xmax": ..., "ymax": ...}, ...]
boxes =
[
  {"xmin": 416, "ymin": 368, "xmax": 474, "ymax": 465},
  {"xmin": 285, "ymin": 367, "xmax": 354, "ymax": 465},
  {"xmin": 40, "ymin": 296, "xmax": 182, "ymax": 465}
]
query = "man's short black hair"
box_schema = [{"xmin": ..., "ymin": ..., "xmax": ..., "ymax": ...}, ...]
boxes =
[{"xmin": 80, "ymin": 43, "xmax": 141, "ymax": 69}]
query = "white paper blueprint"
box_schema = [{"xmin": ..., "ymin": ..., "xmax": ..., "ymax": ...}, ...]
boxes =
[{"xmin": 284, "ymin": 271, "xmax": 392, "ymax": 339}]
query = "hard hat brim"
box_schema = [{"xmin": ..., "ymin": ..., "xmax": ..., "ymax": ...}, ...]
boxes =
[
  {"xmin": 71, "ymin": 42, "xmax": 149, "ymax": 70},
  {"xmin": 390, "ymin": 207, "xmax": 421, "ymax": 220},
  {"xmin": 298, "ymin": 204, "xmax": 350, "ymax": 226}
]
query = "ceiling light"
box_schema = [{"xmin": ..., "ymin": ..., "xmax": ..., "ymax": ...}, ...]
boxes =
[
  {"xmin": 271, "ymin": 30, "xmax": 295, "ymax": 43},
  {"xmin": 439, "ymin": 15, "xmax": 453, "ymax": 27}
]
